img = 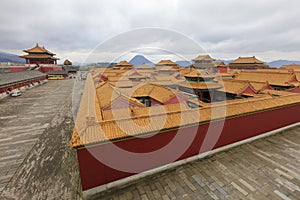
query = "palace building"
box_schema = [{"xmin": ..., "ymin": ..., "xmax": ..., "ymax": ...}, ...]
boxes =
[
  {"xmin": 234, "ymin": 70, "xmax": 299, "ymax": 90},
  {"xmin": 190, "ymin": 55, "xmax": 216, "ymax": 72},
  {"xmin": 69, "ymin": 56, "xmax": 300, "ymax": 196},
  {"xmin": 19, "ymin": 44, "xmax": 59, "ymax": 65},
  {"xmin": 155, "ymin": 59, "xmax": 178, "ymax": 67},
  {"xmin": 71, "ymin": 66, "xmax": 300, "ymax": 194},
  {"xmin": 228, "ymin": 56, "xmax": 269, "ymax": 69},
  {"xmin": 113, "ymin": 61, "xmax": 134, "ymax": 70}
]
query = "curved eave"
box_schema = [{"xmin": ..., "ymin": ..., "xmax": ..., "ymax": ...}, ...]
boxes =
[
  {"xmin": 179, "ymin": 82, "xmax": 222, "ymax": 90},
  {"xmin": 19, "ymin": 55, "xmax": 60, "ymax": 60}
]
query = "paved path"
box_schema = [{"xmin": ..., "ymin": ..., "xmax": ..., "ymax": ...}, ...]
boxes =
[
  {"xmin": 0, "ymin": 80, "xmax": 75, "ymax": 193},
  {"xmin": 95, "ymin": 126, "xmax": 300, "ymax": 200}
]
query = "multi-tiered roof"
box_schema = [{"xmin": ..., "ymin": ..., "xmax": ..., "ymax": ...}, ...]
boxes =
[{"xmin": 20, "ymin": 44, "xmax": 59, "ymax": 64}]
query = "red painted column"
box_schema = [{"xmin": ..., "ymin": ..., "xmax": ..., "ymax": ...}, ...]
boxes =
[{"xmin": 200, "ymin": 90, "xmax": 203, "ymax": 101}]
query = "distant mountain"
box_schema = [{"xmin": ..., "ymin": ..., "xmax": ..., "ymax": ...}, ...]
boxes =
[
  {"xmin": 129, "ymin": 55, "xmax": 154, "ymax": 66},
  {"xmin": 267, "ymin": 60, "xmax": 300, "ymax": 68},
  {"xmin": 0, "ymin": 52, "xmax": 25, "ymax": 63},
  {"xmin": 176, "ymin": 60, "xmax": 191, "ymax": 67}
]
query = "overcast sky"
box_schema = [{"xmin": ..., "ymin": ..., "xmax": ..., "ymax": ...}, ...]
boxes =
[{"xmin": 0, "ymin": 0, "xmax": 300, "ymax": 63}]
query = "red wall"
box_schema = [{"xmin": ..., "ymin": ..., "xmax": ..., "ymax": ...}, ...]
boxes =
[
  {"xmin": 28, "ymin": 60, "xmax": 55, "ymax": 65},
  {"xmin": 76, "ymin": 103, "xmax": 300, "ymax": 191},
  {"xmin": 9, "ymin": 67, "xmax": 29, "ymax": 72},
  {"xmin": 218, "ymin": 67, "xmax": 228, "ymax": 73},
  {"xmin": 0, "ymin": 77, "xmax": 46, "ymax": 93},
  {"xmin": 239, "ymin": 86, "xmax": 257, "ymax": 95},
  {"xmin": 289, "ymin": 87, "xmax": 300, "ymax": 93},
  {"xmin": 104, "ymin": 98, "xmax": 144, "ymax": 110},
  {"xmin": 164, "ymin": 93, "xmax": 187, "ymax": 105},
  {"xmin": 39, "ymin": 66, "xmax": 62, "ymax": 74},
  {"xmin": 149, "ymin": 98, "xmax": 162, "ymax": 106}
]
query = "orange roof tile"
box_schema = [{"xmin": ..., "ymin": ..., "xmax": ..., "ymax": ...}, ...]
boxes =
[
  {"xmin": 249, "ymin": 81, "xmax": 271, "ymax": 91},
  {"xmin": 109, "ymin": 81, "xmax": 138, "ymax": 88},
  {"xmin": 102, "ymin": 103, "xmax": 189, "ymax": 121},
  {"xmin": 20, "ymin": 54, "xmax": 60, "ymax": 60},
  {"xmin": 152, "ymin": 74, "xmax": 182, "ymax": 82},
  {"xmin": 214, "ymin": 62, "xmax": 227, "ymax": 67},
  {"xmin": 230, "ymin": 56, "xmax": 265, "ymax": 64},
  {"xmin": 130, "ymin": 83, "xmax": 177, "ymax": 103},
  {"xmin": 63, "ymin": 59, "xmax": 72, "ymax": 65},
  {"xmin": 260, "ymin": 89, "xmax": 295, "ymax": 96},
  {"xmin": 255, "ymin": 68, "xmax": 291, "ymax": 73},
  {"xmin": 234, "ymin": 71, "xmax": 297, "ymax": 86},
  {"xmin": 117, "ymin": 61, "xmax": 133, "ymax": 66},
  {"xmin": 71, "ymin": 93, "xmax": 300, "ymax": 148},
  {"xmin": 96, "ymin": 82, "xmax": 144, "ymax": 110},
  {"xmin": 138, "ymin": 64, "xmax": 155, "ymax": 69},
  {"xmin": 136, "ymin": 70, "xmax": 157, "ymax": 76},
  {"xmin": 218, "ymin": 79, "xmax": 257, "ymax": 95},
  {"xmin": 23, "ymin": 44, "xmax": 55, "ymax": 55},
  {"xmin": 280, "ymin": 64, "xmax": 300, "ymax": 70},
  {"xmin": 158, "ymin": 66, "xmax": 178, "ymax": 71},
  {"xmin": 216, "ymin": 73, "xmax": 233, "ymax": 78},
  {"xmin": 217, "ymin": 79, "xmax": 270, "ymax": 92},
  {"xmin": 183, "ymin": 68, "xmax": 216, "ymax": 78},
  {"xmin": 295, "ymin": 72, "xmax": 300, "ymax": 81},
  {"xmin": 156, "ymin": 60, "xmax": 177, "ymax": 66},
  {"xmin": 179, "ymin": 81, "xmax": 222, "ymax": 90},
  {"xmin": 192, "ymin": 55, "xmax": 215, "ymax": 61},
  {"xmin": 107, "ymin": 76, "xmax": 129, "ymax": 82},
  {"xmin": 114, "ymin": 61, "xmax": 134, "ymax": 69}
]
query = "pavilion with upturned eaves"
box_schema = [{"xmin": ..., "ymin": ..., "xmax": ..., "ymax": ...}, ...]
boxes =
[{"xmin": 20, "ymin": 44, "xmax": 59, "ymax": 65}]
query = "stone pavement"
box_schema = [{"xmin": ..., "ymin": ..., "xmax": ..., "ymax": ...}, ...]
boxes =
[
  {"xmin": 94, "ymin": 126, "xmax": 300, "ymax": 200},
  {"xmin": 0, "ymin": 79, "xmax": 82, "ymax": 199}
]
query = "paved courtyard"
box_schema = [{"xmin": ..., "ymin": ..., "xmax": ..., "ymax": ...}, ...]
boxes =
[
  {"xmin": 0, "ymin": 80, "xmax": 76, "ymax": 193},
  {"xmin": 94, "ymin": 126, "xmax": 300, "ymax": 200}
]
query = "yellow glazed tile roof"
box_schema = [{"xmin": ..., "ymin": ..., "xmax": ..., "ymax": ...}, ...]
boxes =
[
  {"xmin": 23, "ymin": 43, "xmax": 55, "ymax": 55},
  {"xmin": 102, "ymin": 103, "xmax": 189, "ymax": 121},
  {"xmin": 131, "ymin": 83, "xmax": 177, "ymax": 103},
  {"xmin": 116, "ymin": 61, "xmax": 134, "ymax": 66},
  {"xmin": 179, "ymin": 81, "xmax": 222, "ymax": 90},
  {"xmin": 214, "ymin": 62, "xmax": 227, "ymax": 67},
  {"xmin": 192, "ymin": 55, "xmax": 215, "ymax": 61},
  {"xmin": 280, "ymin": 64, "xmax": 300, "ymax": 70},
  {"xmin": 261, "ymin": 89, "xmax": 295, "ymax": 96},
  {"xmin": 96, "ymin": 82, "xmax": 144, "ymax": 110},
  {"xmin": 71, "ymin": 93, "xmax": 300, "ymax": 148},
  {"xmin": 218, "ymin": 79, "xmax": 254, "ymax": 94},
  {"xmin": 71, "ymin": 69, "xmax": 300, "ymax": 148},
  {"xmin": 230, "ymin": 56, "xmax": 265, "ymax": 64},
  {"xmin": 156, "ymin": 60, "xmax": 177, "ymax": 65},
  {"xmin": 234, "ymin": 71, "xmax": 297, "ymax": 86}
]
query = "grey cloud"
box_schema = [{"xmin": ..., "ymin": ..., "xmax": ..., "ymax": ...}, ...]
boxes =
[{"xmin": 0, "ymin": 0, "xmax": 299, "ymax": 63}]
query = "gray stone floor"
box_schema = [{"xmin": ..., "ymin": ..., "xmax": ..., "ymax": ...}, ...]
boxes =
[
  {"xmin": 0, "ymin": 80, "xmax": 78, "ymax": 196},
  {"xmin": 95, "ymin": 126, "xmax": 300, "ymax": 200}
]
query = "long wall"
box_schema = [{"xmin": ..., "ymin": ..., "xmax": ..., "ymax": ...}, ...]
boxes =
[
  {"xmin": 0, "ymin": 77, "xmax": 46, "ymax": 93},
  {"xmin": 76, "ymin": 103, "xmax": 300, "ymax": 191}
]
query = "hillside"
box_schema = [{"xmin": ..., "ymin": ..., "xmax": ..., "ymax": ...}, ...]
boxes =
[
  {"xmin": 129, "ymin": 55, "xmax": 154, "ymax": 66},
  {"xmin": 267, "ymin": 60, "xmax": 300, "ymax": 68},
  {"xmin": 0, "ymin": 52, "xmax": 25, "ymax": 63},
  {"xmin": 176, "ymin": 60, "xmax": 191, "ymax": 67}
]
